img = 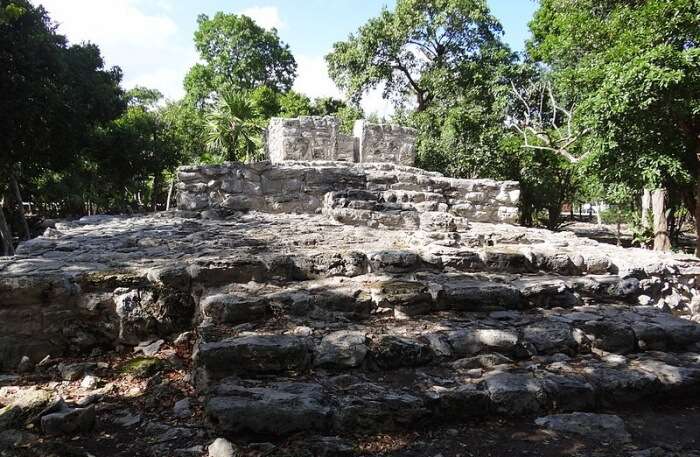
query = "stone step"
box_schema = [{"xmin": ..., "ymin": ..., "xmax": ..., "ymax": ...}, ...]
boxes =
[
  {"xmin": 197, "ymin": 273, "xmax": 648, "ymax": 326},
  {"xmin": 203, "ymin": 350, "xmax": 700, "ymax": 436},
  {"xmin": 193, "ymin": 304, "xmax": 700, "ymax": 384}
]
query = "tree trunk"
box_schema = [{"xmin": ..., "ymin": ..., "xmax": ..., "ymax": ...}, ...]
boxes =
[
  {"xmin": 652, "ymin": 188, "xmax": 671, "ymax": 252},
  {"xmin": 9, "ymin": 174, "xmax": 30, "ymax": 240},
  {"xmin": 0, "ymin": 198, "xmax": 15, "ymax": 256},
  {"xmin": 641, "ymin": 189, "xmax": 652, "ymax": 229},
  {"xmin": 596, "ymin": 202, "xmax": 602, "ymax": 226},
  {"xmin": 695, "ymin": 177, "xmax": 700, "ymax": 257},
  {"xmin": 152, "ymin": 174, "xmax": 161, "ymax": 213},
  {"xmin": 165, "ymin": 178, "xmax": 175, "ymax": 211}
]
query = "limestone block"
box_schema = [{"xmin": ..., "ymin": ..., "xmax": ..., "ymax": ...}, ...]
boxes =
[
  {"xmin": 354, "ymin": 120, "xmax": 417, "ymax": 166},
  {"xmin": 267, "ymin": 116, "xmax": 343, "ymax": 163}
]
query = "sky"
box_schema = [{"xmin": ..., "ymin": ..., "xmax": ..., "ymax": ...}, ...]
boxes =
[{"xmin": 34, "ymin": 0, "xmax": 539, "ymax": 115}]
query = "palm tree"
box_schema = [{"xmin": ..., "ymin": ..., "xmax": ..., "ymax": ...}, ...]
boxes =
[{"xmin": 205, "ymin": 89, "xmax": 264, "ymax": 163}]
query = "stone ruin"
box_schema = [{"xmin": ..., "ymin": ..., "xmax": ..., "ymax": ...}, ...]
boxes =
[
  {"xmin": 265, "ymin": 116, "xmax": 417, "ymax": 165},
  {"xmin": 179, "ymin": 115, "xmax": 519, "ymax": 226},
  {"xmin": 2, "ymin": 115, "xmax": 700, "ymax": 454}
]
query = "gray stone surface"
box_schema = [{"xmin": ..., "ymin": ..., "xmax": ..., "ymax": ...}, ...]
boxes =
[
  {"xmin": 206, "ymin": 382, "xmax": 330, "ymax": 434},
  {"xmin": 267, "ymin": 116, "xmax": 354, "ymax": 163},
  {"xmin": 176, "ymin": 161, "xmax": 520, "ymax": 225},
  {"xmin": 0, "ymin": 388, "xmax": 54, "ymax": 431},
  {"xmin": 354, "ymin": 120, "xmax": 417, "ymax": 166},
  {"xmin": 535, "ymin": 412, "xmax": 631, "ymax": 443},
  {"xmin": 315, "ymin": 331, "xmax": 368, "ymax": 368},
  {"xmin": 196, "ymin": 335, "xmax": 313, "ymax": 379},
  {"xmin": 41, "ymin": 404, "xmax": 95, "ymax": 435}
]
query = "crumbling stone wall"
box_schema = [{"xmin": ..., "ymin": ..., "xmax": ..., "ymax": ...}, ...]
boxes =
[
  {"xmin": 266, "ymin": 116, "xmax": 417, "ymax": 166},
  {"xmin": 354, "ymin": 120, "xmax": 417, "ymax": 166},
  {"xmin": 266, "ymin": 116, "xmax": 355, "ymax": 163},
  {"xmin": 176, "ymin": 161, "xmax": 520, "ymax": 224}
]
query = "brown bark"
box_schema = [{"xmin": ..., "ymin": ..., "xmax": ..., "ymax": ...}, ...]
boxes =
[
  {"xmin": 0, "ymin": 198, "xmax": 15, "ymax": 256},
  {"xmin": 152, "ymin": 174, "xmax": 162, "ymax": 213},
  {"xmin": 652, "ymin": 188, "xmax": 671, "ymax": 252},
  {"xmin": 695, "ymin": 177, "xmax": 700, "ymax": 257},
  {"xmin": 10, "ymin": 174, "xmax": 30, "ymax": 240}
]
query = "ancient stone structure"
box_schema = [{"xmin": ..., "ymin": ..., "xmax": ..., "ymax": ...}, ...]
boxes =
[
  {"xmin": 266, "ymin": 116, "xmax": 355, "ymax": 163},
  {"xmin": 266, "ymin": 116, "xmax": 417, "ymax": 166},
  {"xmin": 354, "ymin": 120, "xmax": 417, "ymax": 165},
  {"xmin": 3, "ymin": 120, "xmax": 700, "ymax": 455},
  {"xmin": 177, "ymin": 161, "xmax": 520, "ymax": 225}
]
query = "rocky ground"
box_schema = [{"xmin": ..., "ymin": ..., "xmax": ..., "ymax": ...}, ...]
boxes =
[
  {"xmin": 2, "ymin": 211, "xmax": 700, "ymax": 456},
  {"xmin": 2, "ymin": 351, "xmax": 700, "ymax": 457}
]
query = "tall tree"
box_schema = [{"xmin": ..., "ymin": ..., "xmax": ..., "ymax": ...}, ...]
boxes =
[
  {"xmin": 0, "ymin": 0, "xmax": 123, "ymax": 249},
  {"xmin": 528, "ymin": 0, "xmax": 700, "ymax": 254},
  {"xmin": 326, "ymin": 0, "xmax": 510, "ymax": 112},
  {"xmin": 184, "ymin": 12, "xmax": 297, "ymax": 106},
  {"xmin": 327, "ymin": 0, "xmax": 514, "ymax": 178}
]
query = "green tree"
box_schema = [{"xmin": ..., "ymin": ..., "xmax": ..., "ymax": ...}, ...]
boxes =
[
  {"xmin": 278, "ymin": 91, "xmax": 313, "ymax": 117},
  {"xmin": 326, "ymin": 0, "xmax": 515, "ymax": 180},
  {"xmin": 529, "ymin": 0, "xmax": 700, "ymax": 253},
  {"xmin": 0, "ymin": 0, "xmax": 124, "ymax": 252},
  {"xmin": 160, "ymin": 99, "xmax": 207, "ymax": 164},
  {"xmin": 185, "ymin": 12, "xmax": 297, "ymax": 106},
  {"xmin": 249, "ymin": 85, "xmax": 282, "ymax": 119},
  {"xmin": 326, "ymin": 0, "xmax": 511, "ymax": 112},
  {"xmin": 205, "ymin": 89, "xmax": 264, "ymax": 163},
  {"xmin": 126, "ymin": 86, "xmax": 164, "ymax": 110}
]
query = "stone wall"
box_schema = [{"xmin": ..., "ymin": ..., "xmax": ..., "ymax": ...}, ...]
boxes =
[
  {"xmin": 176, "ymin": 161, "xmax": 520, "ymax": 224},
  {"xmin": 266, "ymin": 117, "xmax": 355, "ymax": 163},
  {"xmin": 266, "ymin": 116, "xmax": 417, "ymax": 166},
  {"xmin": 354, "ymin": 120, "xmax": 417, "ymax": 166}
]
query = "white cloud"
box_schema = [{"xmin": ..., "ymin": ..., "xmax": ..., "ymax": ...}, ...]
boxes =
[
  {"xmin": 293, "ymin": 54, "xmax": 342, "ymax": 100},
  {"xmin": 34, "ymin": 0, "xmax": 194, "ymax": 101},
  {"xmin": 33, "ymin": 0, "xmax": 397, "ymax": 111},
  {"xmin": 360, "ymin": 86, "xmax": 395, "ymax": 118},
  {"xmin": 240, "ymin": 6, "xmax": 285, "ymax": 30},
  {"xmin": 37, "ymin": 0, "xmax": 177, "ymax": 50},
  {"xmin": 293, "ymin": 54, "xmax": 394, "ymax": 117}
]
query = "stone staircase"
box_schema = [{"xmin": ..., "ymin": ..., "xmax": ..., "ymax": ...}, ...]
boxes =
[{"xmin": 189, "ymin": 239, "xmax": 700, "ymax": 439}]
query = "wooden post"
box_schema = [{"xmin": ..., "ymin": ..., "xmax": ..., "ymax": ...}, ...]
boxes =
[{"xmin": 652, "ymin": 188, "xmax": 671, "ymax": 252}]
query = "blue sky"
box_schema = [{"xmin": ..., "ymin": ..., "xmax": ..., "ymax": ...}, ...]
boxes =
[{"xmin": 36, "ymin": 0, "xmax": 538, "ymax": 114}]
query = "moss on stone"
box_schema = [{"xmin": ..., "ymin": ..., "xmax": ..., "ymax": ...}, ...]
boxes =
[{"xmin": 119, "ymin": 357, "xmax": 166, "ymax": 378}]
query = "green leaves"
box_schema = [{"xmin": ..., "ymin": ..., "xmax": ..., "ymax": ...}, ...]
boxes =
[
  {"xmin": 186, "ymin": 13, "xmax": 297, "ymax": 106},
  {"xmin": 205, "ymin": 89, "xmax": 264, "ymax": 163},
  {"xmin": 326, "ymin": 0, "xmax": 509, "ymax": 112}
]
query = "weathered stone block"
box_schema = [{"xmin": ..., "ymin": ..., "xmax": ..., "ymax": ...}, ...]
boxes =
[
  {"xmin": 354, "ymin": 120, "xmax": 417, "ymax": 166},
  {"xmin": 267, "ymin": 116, "xmax": 345, "ymax": 163}
]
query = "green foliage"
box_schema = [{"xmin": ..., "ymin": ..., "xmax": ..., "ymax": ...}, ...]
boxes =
[
  {"xmin": 126, "ymin": 86, "xmax": 164, "ymax": 110},
  {"xmin": 278, "ymin": 91, "xmax": 313, "ymax": 117},
  {"xmin": 528, "ymin": 0, "xmax": 700, "ymax": 203},
  {"xmin": 0, "ymin": 0, "xmax": 125, "ymax": 218},
  {"xmin": 185, "ymin": 12, "xmax": 297, "ymax": 106},
  {"xmin": 205, "ymin": 89, "xmax": 265, "ymax": 163},
  {"xmin": 326, "ymin": 0, "xmax": 509, "ymax": 111},
  {"xmin": 249, "ymin": 85, "xmax": 281, "ymax": 119},
  {"xmin": 336, "ymin": 105, "xmax": 364, "ymax": 134},
  {"xmin": 327, "ymin": 0, "xmax": 516, "ymax": 185}
]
